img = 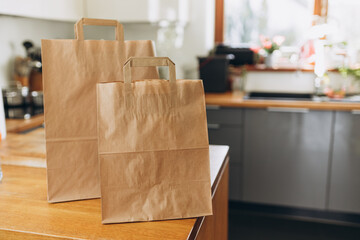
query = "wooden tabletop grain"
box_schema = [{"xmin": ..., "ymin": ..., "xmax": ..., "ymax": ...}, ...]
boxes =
[
  {"xmin": 0, "ymin": 128, "xmax": 229, "ymax": 240},
  {"xmin": 0, "ymin": 127, "xmax": 46, "ymax": 168},
  {"xmin": 205, "ymin": 92, "xmax": 360, "ymax": 111},
  {"xmin": 6, "ymin": 114, "xmax": 44, "ymax": 133}
]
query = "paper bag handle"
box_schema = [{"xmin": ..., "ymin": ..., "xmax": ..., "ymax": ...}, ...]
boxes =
[
  {"xmin": 74, "ymin": 18, "xmax": 124, "ymax": 41},
  {"xmin": 123, "ymin": 57, "xmax": 176, "ymax": 83}
]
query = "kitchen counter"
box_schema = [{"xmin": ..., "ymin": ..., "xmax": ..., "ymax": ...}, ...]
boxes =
[
  {"xmin": 205, "ymin": 92, "xmax": 360, "ymax": 111},
  {"xmin": 244, "ymin": 65, "xmax": 338, "ymax": 73},
  {"xmin": 5, "ymin": 114, "xmax": 44, "ymax": 133},
  {"xmin": 0, "ymin": 128, "xmax": 229, "ymax": 240}
]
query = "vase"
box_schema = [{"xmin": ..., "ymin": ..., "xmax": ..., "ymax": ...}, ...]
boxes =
[{"xmin": 265, "ymin": 54, "xmax": 273, "ymax": 68}]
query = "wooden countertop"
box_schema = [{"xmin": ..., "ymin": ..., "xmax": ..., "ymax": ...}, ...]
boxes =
[
  {"xmin": 243, "ymin": 65, "xmax": 338, "ymax": 73},
  {"xmin": 6, "ymin": 114, "xmax": 44, "ymax": 133},
  {"xmin": 205, "ymin": 92, "xmax": 360, "ymax": 111},
  {"xmin": 0, "ymin": 127, "xmax": 46, "ymax": 167},
  {"xmin": 0, "ymin": 128, "xmax": 229, "ymax": 240},
  {"xmin": 244, "ymin": 65, "xmax": 316, "ymax": 72}
]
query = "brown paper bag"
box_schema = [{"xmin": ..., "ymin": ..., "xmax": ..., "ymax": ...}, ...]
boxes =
[
  {"xmin": 97, "ymin": 57, "xmax": 213, "ymax": 224},
  {"xmin": 41, "ymin": 18, "xmax": 159, "ymax": 203}
]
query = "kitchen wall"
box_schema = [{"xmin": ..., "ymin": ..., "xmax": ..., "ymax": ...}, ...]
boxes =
[
  {"xmin": 0, "ymin": 15, "xmax": 73, "ymax": 88},
  {"xmin": 168, "ymin": 0, "xmax": 215, "ymax": 79},
  {"xmin": 0, "ymin": 0, "xmax": 215, "ymax": 88}
]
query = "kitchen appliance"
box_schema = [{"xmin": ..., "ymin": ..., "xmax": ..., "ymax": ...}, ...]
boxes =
[
  {"xmin": 2, "ymin": 86, "xmax": 43, "ymax": 119},
  {"xmin": 14, "ymin": 57, "xmax": 32, "ymax": 87},
  {"xmin": 2, "ymin": 89, "xmax": 23, "ymax": 106},
  {"xmin": 23, "ymin": 40, "xmax": 43, "ymax": 91},
  {"xmin": 2, "ymin": 86, "xmax": 31, "ymax": 107},
  {"xmin": 215, "ymin": 44, "xmax": 255, "ymax": 66},
  {"xmin": 198, "ymin": 55, "xmax": 232, "ymax": 93},
  {"xmin": 5, "ymin": 106, "xmax": 32, "ymax": 119},
  {"xmin": 31, "ymin": 91, "xmax": 43, "ymax": 107}
]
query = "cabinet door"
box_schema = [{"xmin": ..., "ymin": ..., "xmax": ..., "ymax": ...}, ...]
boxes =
[
  {"xmin": 329, "ymin": 111, "xmax": 360, "ymax": 213},
  {"xmin": 207, "ymin": 107, "xmax": 243, "ymax": 201},
  {"xmin": 208, "ymin": 125, "xmax": 242, "ymax": 200},
  {"xmin": 243, "ymin": 108, "xmax": 332, "ymax": 209}
]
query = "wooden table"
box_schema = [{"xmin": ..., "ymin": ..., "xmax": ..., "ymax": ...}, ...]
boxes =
[
  {"xmin": 6, "ymin": 114, "xmax": 44, "ymax": 133},
  {"xmin": 0, "ymin": 128, "xmax": 229, "ymax": 240}
]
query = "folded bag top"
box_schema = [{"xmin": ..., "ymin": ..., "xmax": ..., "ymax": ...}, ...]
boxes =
[
  {"xmin": 42, "ymin": 18, "xmax": 159, "ymax": 203},
  {"xmin": 97, "ymin": 57, "xmax": 213, "ymax": 224}
]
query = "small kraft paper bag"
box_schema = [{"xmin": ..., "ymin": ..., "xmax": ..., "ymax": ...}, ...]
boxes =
[
  {"xmin": 97, "ymin": 57, "xmax": 213, "ymax": 224},
  {"xmin": 41, "ymin": 18, "xmax": 158, "ymax": 203}
]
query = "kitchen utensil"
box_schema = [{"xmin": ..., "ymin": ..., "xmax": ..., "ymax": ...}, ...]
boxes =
[
  {"xmin": 29, "ymin": 70, "xmax": 43, "ymax": 91},
  {"xmin": 31, "ymin": 91, "xmax": 43, "ymax": 107},
  {"xmin": 2, "ymin": 88, "xmax": 23, "ymax": 106},
  {"xmin": 2, "ymin": 85, "xmax": 31, "ymax": 107},
  {"xmin": 5, "ymin": 107, "xmax": 31, "ymax": 119},
  {"xmin": 14, "ymin": 57, "xmax": 32, "ymax": 87}
]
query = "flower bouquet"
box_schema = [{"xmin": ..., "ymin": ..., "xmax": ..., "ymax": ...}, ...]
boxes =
[{"xmin": 260, "ymin": 35, "xmax": 285, "ymax": 54}]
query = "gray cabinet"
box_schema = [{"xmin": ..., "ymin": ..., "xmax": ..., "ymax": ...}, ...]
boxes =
[
  {"xmin": 243, "ymin": 108, "xmax": 333, "ymax": 209},
  {"xmin": 206, "ymin": 106, "xmax": 243, "ymax": 200},
  {"xmin": 329, "ymin": 111, "xmax": 360, "ymax": 213}
]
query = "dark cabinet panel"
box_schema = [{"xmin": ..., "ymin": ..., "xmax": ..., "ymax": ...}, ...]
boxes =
[
  {"xmin": 206, "ymin": 106, "xmax": 242, "ymax": 125},
  {"xmin": 243, "ymin": 108, "xmax": 332, "ymax": 209},
  {"xmin": 329, "ymin": 111, "xmax": 360, "ymax": 213},
  {"xmin": 208, "ymin": 126, "xmax": 242, "ymax": 163},
  {"xmin": 208, "ymin": 126, "xmax": 242, "ymax": 200},
  {"xmin": 207, "ymin": 107, "xmax": 243, "ymax": 200}
]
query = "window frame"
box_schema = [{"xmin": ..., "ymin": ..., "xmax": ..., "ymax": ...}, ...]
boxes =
[{"xmin": 215, "ymin": 0, "xmax": 328, "ymax": 43}]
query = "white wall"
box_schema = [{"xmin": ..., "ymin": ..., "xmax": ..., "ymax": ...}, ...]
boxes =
[
  {"xmin": 0, "ymin": 0, "xmax": 214, "ymax": 87},
  {"xmin": 71, "ymin": 0, "xmax": 216, "ymax": 79},
  {"xmin": 0, "ymin": 15, "xmax": 74, "ymax": 88},
  {"xmin": 84, "ymin": 0, "xmax": 215, "ymax": 79},
  {"xmin": 164, "ymin": 0, "xmax": 215, "ymax": 79}
]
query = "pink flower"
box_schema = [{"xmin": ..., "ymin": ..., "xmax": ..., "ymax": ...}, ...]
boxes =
[
  {"xmin": 272, "ymin": 35, "xmax": 285, "ymax": 46},
  {"xmin": 263, "ymin": 41, "xmax": 272, "ymax": 49}
]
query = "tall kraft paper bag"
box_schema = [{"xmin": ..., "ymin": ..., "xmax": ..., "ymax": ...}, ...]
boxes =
[
  {"xmin": 41, "ymin": 18, "xmax": 158, "ymax": 203},
  {"xmin": 97, "ymin": 57, "xmax": 213, "ymax": 224}
]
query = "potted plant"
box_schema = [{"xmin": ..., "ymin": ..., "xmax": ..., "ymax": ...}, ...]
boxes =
[{"xmin": 260, "ymin": 35, "xmax": 285, "ymax": 68}]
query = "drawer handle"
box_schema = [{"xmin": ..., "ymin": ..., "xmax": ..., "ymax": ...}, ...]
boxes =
[
  {"xmin": 206, "ymin": 105, "xmax": 221, "ymax": 110},
  {"xmin": 267, "ymin": 107, "xmax": 309, "ymax": 113},
  {"xmin": 351, "ymin": 110, "xmax": 360, "ymax": 115},
  {"xmin": 208, "ymin": 123, "xmax": 220, "ymax": 129}
]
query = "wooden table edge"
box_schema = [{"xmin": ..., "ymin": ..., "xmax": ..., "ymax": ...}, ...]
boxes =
[
  {"xmin": 187, "ymin": 153, "xmax": 230, "ymax": 240},
  {"xmin": 6, "ymin": 114, "xmax": 44, "ymax": 133}
]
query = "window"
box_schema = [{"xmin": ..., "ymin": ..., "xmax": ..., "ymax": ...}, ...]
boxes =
[
  {"xmin": 327, "ymin": 0, "xmax": 360, "ymax": 63},
  {"xmin": 224, "ymin": 0, "xmax": 314, "ymax": 46},
  {"xmin": 215, "ymin": 0, "xmax": 360, "ymax": 68}
]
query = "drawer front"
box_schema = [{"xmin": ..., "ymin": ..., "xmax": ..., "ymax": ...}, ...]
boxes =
[
  {"xmin": 243, "ymin": 108, "xmax": 331, "ymax": 209},
  {"xmin": 206, "ymin": 106, "xmax": 242, "ymax": 125}
]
